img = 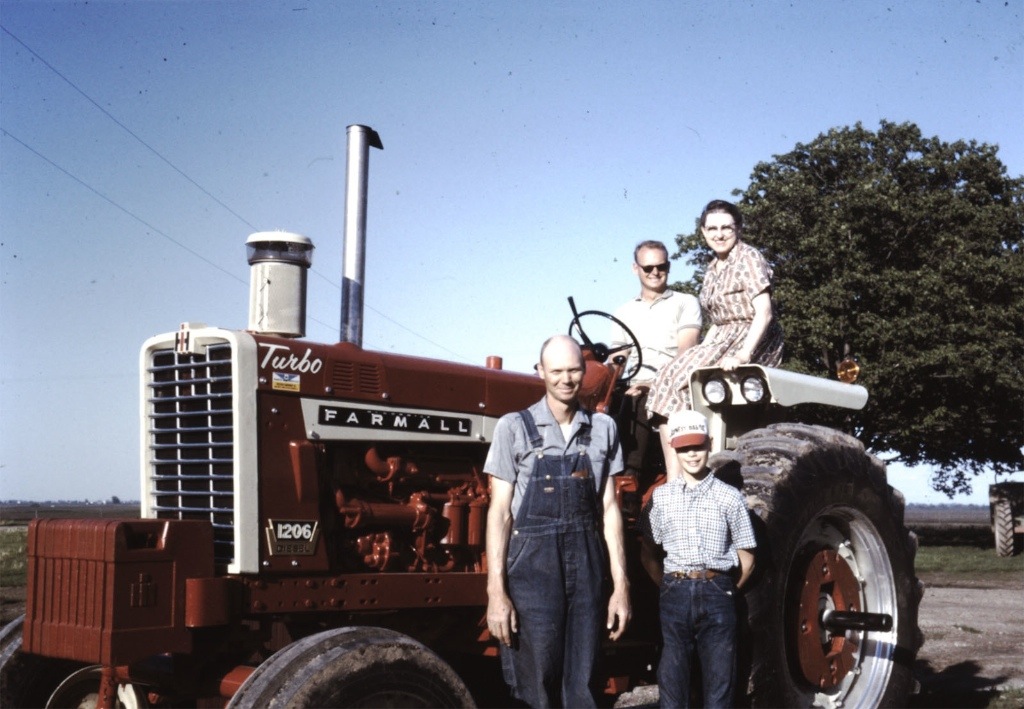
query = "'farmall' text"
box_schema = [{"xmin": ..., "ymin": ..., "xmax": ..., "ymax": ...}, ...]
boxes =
[{"xmin": 318, "ymin": 406, "xmax": 472, "ymax": 436}]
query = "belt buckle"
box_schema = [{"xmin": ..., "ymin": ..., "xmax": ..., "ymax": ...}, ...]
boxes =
[{"xmin": 668, "ymin": 569, "xmax": 715, "ymax": 580}]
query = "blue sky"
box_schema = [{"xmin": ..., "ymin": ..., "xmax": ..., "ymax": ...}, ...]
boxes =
[{"xmin": 1, "ymin": 0, "xmax": 1021, "ymax": 503}]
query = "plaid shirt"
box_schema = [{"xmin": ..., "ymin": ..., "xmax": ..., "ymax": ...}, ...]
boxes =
[{"xmin": 641, "ymin": 473, "xmax": 756, "ymax": 573}]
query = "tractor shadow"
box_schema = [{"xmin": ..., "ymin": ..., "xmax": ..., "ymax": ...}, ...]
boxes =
[{"xmin": 910, "ymin": 659, "xmax": 1015, "ymax": 708}]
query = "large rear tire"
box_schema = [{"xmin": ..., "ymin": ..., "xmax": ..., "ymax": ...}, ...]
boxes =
[
  {"xmin": 721, "ymin": 423, "xmax": 922, "ymax": 708},
  {"xmin": 992, "ymin": 496, "xmax": 1017, "ymax": 558},
  {"xmin": 226, "ymin": 626, "xmax": 475, "ymax": 708}
]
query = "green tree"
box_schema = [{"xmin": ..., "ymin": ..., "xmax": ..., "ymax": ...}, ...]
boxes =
[{"xmin": 674, "ymin": 121, "xmax": 1024, "ymax": 495}]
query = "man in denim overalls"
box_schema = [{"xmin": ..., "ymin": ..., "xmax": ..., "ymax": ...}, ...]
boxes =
[{"xmin": 485, "ymin": 335, "xmax": 631, "ymax": 708}]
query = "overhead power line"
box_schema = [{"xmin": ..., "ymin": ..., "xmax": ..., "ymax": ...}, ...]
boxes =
[
  {"xmin": 1, "ymin": 24, "xmax": 258, "ymax": 231},
  {"xmin": 4, "ymin": 127, "xmax": 473, "ymax": 359},
  {"xmin": 2, "ymin": 128, "xmax": 249, "ymax": 287},
  {"xmin": 0, "ymin": 26, "xmax": 473, "ymax": 361}
]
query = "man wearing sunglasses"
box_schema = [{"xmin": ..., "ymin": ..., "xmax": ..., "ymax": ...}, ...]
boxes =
[{"xmin": 611, "ymin": 240, "xmax": 701, "ymax": 484}]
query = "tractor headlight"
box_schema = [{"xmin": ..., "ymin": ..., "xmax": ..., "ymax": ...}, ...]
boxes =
[
  {"xmin": 702, "ymin": 377, "xmax": 730, "ymax": 406},
  {"xmin": 740, "ymin": 375, "xmax": 767, "ymax": 404}
]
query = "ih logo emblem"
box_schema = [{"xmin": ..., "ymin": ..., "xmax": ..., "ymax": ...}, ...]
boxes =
[
  {"xmin": 175, "ymin": 323, "xmax": 192, "ymax": 355},
  {"xmin": 265, "ymin": 519, "xmax": 320, "ymax": 556}
]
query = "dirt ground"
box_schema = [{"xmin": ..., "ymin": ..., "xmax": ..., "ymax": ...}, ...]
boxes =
[
  {"xmin": 909, "ymin": 571, "xmax": 1024, "ymax": 707},
  {"xmin": 906, "ymin": 512, "xmax": 1024, "ymax": 706}
]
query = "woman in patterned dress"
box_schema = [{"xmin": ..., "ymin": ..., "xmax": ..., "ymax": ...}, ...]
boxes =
[{"xmin": 647, "ymin": 199, "xmax": 783, "ymax": 435}]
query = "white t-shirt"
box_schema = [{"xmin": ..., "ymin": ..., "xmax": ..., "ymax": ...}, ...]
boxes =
[{"xmin": 611, "ymin": 290, "xmax": 701, "ymax": 383}]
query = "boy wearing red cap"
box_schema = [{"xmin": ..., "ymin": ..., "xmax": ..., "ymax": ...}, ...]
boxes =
[{"xmin": 640, "ymin": 410, "xmax": 756, "ymax": 708}]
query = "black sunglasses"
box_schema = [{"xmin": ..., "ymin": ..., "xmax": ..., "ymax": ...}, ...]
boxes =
[{"xmin": 639, "ymin": 262, "xmax": 670, "ymax": 274}]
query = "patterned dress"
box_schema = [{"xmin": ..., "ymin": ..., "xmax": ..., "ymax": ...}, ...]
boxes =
[{"xmin": 647, "ymin": 240, "xmax": 784, "ymax": 416}]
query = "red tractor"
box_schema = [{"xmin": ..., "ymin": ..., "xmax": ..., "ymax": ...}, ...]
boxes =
[{"xmin": 0, "ymin": 126, "xmax": 921, "ymax": 708}]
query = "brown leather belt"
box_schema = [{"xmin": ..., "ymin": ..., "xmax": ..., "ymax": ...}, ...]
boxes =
[{"xmin": 668, "ymin": 569, "xmax": 722, "ymax": 580}]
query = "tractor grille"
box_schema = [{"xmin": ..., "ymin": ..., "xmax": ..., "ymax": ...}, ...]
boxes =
[{"xmin": 145, "ymin": 343, "xmax": 236, "ymax": 567}]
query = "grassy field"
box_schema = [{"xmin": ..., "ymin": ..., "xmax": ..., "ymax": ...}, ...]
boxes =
[
  {"xmin": 0, "ymin": 528, "xmax": 27, "ymax": 587},
  {"xmin": 0, "ymin": 502, "xmax": 138, "ymax": 588},
  {"xmin": 0, "ymin": 501, "xmax": 139, "ymax": 524},
  {"xmin": 915, "ymin": 544, "xmax": 1024, "ymax": 574}
]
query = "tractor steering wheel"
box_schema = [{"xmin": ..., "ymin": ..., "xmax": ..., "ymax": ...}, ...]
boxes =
[{"xmin": 567, "ymin": 305, "xmax": 644, "ymax": 383}]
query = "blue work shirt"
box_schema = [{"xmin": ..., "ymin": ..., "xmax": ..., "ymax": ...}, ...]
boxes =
[{"xmin": 484, "ymin": 397, "xmax": 623, "ymax": 519}]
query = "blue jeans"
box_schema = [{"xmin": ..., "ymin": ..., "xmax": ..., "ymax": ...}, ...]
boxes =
[{"xmin": 658, "ymin": 574, "xmax": 737, "ymax": 708}]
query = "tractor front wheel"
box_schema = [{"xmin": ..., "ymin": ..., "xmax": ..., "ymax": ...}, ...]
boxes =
[
  {"xmin": 0, "ymin": 616, "xmax": 83, "ymax": 708},
  {"xmin": 45, "ymin": 665, "xmax": 149, "ymax": 709},
  {"xmin": 226, "ymin": 626, "xmax": 474, "ymax": 708}
]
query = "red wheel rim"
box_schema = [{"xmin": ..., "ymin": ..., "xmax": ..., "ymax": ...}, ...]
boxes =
[{"xmin": 793, "ymin": 549, "xmax": 861, "ymax": 689}]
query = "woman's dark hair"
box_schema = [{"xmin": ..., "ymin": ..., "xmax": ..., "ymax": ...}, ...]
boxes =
[{"xmin": 699, "ymin": 199, "xmax": 743, "ymax": 230}]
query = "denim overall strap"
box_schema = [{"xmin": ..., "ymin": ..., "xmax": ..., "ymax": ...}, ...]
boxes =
[
  {"xmin": 518, "ymin": 408, "xmax": 545, "ymax": 451},
  {"xmin": 512, "ymin": 409, "xmax": 599, "ymax": 531}
]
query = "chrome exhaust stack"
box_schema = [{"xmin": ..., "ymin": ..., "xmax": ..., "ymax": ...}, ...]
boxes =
[{"xmin": 340, "ymin": 124, "xmax": 383, "ymax": 345}]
